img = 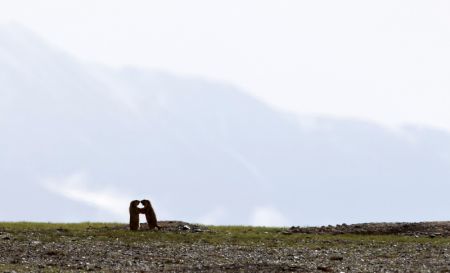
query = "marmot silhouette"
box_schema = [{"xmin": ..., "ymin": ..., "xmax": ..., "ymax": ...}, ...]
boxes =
[
  {"xmin": 129, "ymin": 200, "xmax": 141, "ymax": 231},
  {"xmin": 140, "ymin": 199, "xmax": 160, "ymax": 230}
]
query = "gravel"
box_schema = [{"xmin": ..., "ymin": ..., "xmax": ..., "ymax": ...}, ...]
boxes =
[{"xmin": 1, "ymin": 221, "xmax": 450, "ymax": 272}]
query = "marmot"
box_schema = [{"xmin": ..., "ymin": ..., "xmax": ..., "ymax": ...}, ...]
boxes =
[
  {"xmin": 140, "ymin": 199, "xmax": 160, "ymax": 230},
  {"xmin": 129, "ymin": 200, "xmax": 141, "ymax": 231}
]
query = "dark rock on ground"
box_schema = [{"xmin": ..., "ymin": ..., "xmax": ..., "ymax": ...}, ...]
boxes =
[{"xmin": 286, "ymin": 221, "xmax": 450, "ymax": 237}]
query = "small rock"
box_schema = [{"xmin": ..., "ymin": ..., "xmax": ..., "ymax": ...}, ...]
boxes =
[
  {"xmin": 181, "ymin": 225, "xmax": 191, "ymax": 230},
  {"xmin": 330, "ymin": 256, "xmax": 344, "ymax": 261},
  {"xmin": 317, "ymin": 265, "xmax": 333, "ymax": 272},
  {"xmin": 45, "ymin": 250, "xmax": 58, "ymax": 256},
  {"xmin": 56, "ymin": 228, "xmax": 69, "ymax": 233}
]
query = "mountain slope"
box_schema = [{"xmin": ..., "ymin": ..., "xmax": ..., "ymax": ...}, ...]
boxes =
[{"xmin": 1, "ymin": 24, "xmax": 450, "ymax": 225}]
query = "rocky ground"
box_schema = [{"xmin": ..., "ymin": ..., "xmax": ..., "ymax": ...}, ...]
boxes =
[
  {"xmin": 0, "ymin": 221, "xmax": 450, "ymax": 272},
  {"xmin": 286, "ymin": 221, "xmax": 450, "ymax": 237}
]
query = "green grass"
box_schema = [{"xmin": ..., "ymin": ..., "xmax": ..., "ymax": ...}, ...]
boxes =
[{"xmin": 2, "ymin": 222, "xmax": 450, "ymax": 248}]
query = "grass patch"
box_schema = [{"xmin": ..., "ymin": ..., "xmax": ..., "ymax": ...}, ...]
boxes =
[{"xmin": 1, "ymin": 222, "xmax": 450, "ymax": 249}]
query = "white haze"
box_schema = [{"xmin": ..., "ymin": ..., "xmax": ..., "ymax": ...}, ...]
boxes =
[
  {"xmin": 0, "ymin": 0, "xmax": 449, "ymax": 131},
  {"xmin": 42, "ymin": 172, "xmax": 132, "ymax": 221},
  {"xmin": 0, "ymin": 6, "xmax": 450, "ymax": 226}
]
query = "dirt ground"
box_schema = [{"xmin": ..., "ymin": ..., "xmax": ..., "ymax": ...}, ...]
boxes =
[{"xmin": 1, "ymin": 221, "xmax": 450, "ymax": 272}]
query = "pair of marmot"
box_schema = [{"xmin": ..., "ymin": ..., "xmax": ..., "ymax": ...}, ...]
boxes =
[{"xmin": 129, "ymin": 199, "xmax": 160, "ymax": 231}]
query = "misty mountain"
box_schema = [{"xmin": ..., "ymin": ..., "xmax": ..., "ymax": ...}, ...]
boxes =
[{"xmin": 1, "ymin": 24, "xmax": 450, "ymax": 225}]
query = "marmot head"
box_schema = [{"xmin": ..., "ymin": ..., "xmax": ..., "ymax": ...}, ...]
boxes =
[
  {"xmin": 141, "ymin": 199, "xmax": 151, "ymax": 207},
  {"xmin": 130, "ymin": 200, "xmax": 140, "ymax": 207}
]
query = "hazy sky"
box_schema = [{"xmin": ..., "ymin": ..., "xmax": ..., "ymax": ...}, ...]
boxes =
[{"xmin": 1, "ymin": 0, "xmax": 449, "ymax": 130}]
